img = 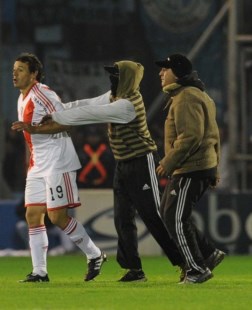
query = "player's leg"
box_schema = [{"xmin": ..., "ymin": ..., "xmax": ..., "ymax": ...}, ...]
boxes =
[
  {"xmin": 20, "ymin": 176, "xmax": 49, "ymax": 282},
  {"xmin": 46, "ymin": 171, "xmax": 106, "ymax": 281},
  {"xmin": 48, "ymin": 208, "xmax": 101, "ymax": 258}
]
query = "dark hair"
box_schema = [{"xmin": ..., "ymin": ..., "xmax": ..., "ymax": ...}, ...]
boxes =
[{"xmin": 15, "ymin": 53, "xmax": 44, "ymax": 82}]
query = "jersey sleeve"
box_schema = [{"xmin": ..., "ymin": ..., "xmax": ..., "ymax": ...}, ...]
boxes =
[{"xmin": 30, "ymin": 84, "xmax": 64, "ymax": 124}]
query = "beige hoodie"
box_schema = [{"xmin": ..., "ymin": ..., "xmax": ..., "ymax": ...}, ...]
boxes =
[{"xmin": 160, "ymin": 84, "xmax": 220, "ymax": 176}]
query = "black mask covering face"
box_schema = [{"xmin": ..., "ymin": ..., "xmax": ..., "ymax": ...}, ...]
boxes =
[
  {"xmin": 104, "ymin": 65, "xmax": 119, "ymax": 97},
  {"xmin": 110, "ymin": 74, "xmax": 119, "ymax": 97}
]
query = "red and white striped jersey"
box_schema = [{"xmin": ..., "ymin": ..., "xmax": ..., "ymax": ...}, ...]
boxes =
[{"xmin": 17, "ymin": 82, "xmax": 81, "ymax": 177}]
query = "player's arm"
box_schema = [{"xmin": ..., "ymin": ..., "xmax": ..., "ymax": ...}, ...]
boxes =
[{"xmin": 11, "ymin": 120, "xmax": 71, "ymax": 134}]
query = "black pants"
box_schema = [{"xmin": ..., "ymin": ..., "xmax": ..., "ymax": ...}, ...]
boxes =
[
  {"xmin": 113, "ymin": 152, "xmax": 184, "ymax": 270},
  {"xmin": 160, "ymin": 175, "xmax": 216, "ymax": 272}
]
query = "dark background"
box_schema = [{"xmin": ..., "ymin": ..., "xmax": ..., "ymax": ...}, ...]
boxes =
[{"xmin": 0, "ymin": 0, "xmax": 232, "ymax": 193}]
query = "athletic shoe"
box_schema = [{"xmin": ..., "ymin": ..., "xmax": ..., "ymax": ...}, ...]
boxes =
[
  {"xmin": 19, "ymin": 273, "xmax": 49, "ymax": 283},
  {"xmin": 118, "ymin": 269, "xmax": 147, "ymax": 282},
  {"xmin": 183, "ymin": 267, "xmax": 213, "ymax": 284},
  {"xmin": 85, "ymin": 251, "xmax": 107, "ymax": 281},
  {"xmin": 205, "ymin": 249, "xmax": 226, "ymax": 271}
]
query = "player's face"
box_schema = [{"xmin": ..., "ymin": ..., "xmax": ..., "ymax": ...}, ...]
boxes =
[
  {"xmin": 159, "ymin": 68, "xmax": 177, "ymax": 88},
  {"xmin": 13, "ymin": 61, "xmax": 37, "ymax": 94}
]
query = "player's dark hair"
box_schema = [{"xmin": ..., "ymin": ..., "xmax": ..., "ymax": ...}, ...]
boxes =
[{"xmin": 15, "ymin": 53, "xmax": 44, "ymax": 82}]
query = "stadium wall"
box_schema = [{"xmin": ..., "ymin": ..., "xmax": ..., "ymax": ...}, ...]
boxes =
[{"xmin": 1, "ymin": 190, "xmax": 252, "ymax": 255}]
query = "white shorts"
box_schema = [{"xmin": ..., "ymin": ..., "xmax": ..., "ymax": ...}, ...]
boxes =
[{"xmin": 25, "ymin": 172, "xmax": 81, "ymax": 210}]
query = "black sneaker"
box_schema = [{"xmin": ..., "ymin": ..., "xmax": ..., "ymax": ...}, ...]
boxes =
[
  {"xmin": 85, "ymin": 252, "xmax": 107, "ymax": 281},
  {"xmin": 183, "ymin": 267, "xmax": 213, "ymax": 284},
  {"xmin": 118, "ymin": 269, "xmax": 147, "ymax": 282},
  {"xmin": 205, "ymin": 249, "xmax": 226, "ymax": 271},
  {"xmin": 19, "ymin": 273, "xmax": 49, "ymax": 283}
]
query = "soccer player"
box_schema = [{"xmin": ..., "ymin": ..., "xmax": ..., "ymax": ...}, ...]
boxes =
[{"xmin": 11, "ymin": 53, "xmax": 106, "ymax": 282}]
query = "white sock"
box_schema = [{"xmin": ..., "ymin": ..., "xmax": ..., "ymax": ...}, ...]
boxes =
[
  {"xmin": 63, "ymin": 217, "xmax": 101, "ymax": 259},
  {"xmin": 29, "ymin": 225, "xmax": 48, "ymax": 276}
]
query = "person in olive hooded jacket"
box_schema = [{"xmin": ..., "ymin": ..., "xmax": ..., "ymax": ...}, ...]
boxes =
[
  {"xmin": 13, "ymin": 60, "xmax": 186, "ymax": 282},
  {"xmin": 155, "ymin": 54, "xmax": 225, "ymax": 284}
]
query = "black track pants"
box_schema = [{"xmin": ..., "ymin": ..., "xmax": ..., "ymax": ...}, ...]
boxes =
[
  {"xmin": 113, "ymin": 153, "xmax": 184, "ymax": 270},
  {"xmin": 160, "ymin": 176, "xmax": 216, "ymax": 272}
]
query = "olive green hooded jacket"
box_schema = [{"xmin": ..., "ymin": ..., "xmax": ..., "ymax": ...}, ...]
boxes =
[{"xmin": 109, "ymin": 60, "xmax": 157, "ymax": 161}]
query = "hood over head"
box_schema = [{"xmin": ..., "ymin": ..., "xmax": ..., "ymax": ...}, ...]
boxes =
[{"xmin": 104, "ymin": 60, "xmax": 144, "ymax": 98}]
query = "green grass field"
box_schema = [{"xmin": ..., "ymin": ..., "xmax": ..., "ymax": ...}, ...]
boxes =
[{"xmin": 0, "ymin": 254, "xmax": 251, "ymax": 310}]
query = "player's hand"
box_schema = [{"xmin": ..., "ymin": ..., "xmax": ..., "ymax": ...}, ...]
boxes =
[
  {"xmin": 40, "ymin": 114, "xmax": 52, "ymax": 125},
  {"xmin": 156, "ymin": 164, "xmax": 167, "ymax": 177},
  {"xmin": 11, "ymin": 121, "xmax": 34, "ymax": 133}
]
